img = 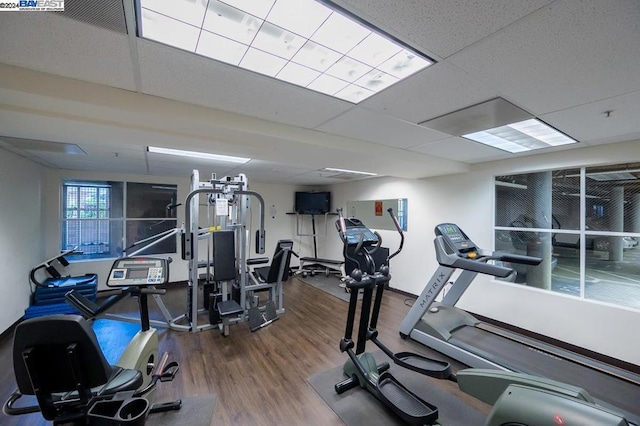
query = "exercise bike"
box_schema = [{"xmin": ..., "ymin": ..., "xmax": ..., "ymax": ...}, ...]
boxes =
[
  {"xmin": 3, "ymin": 256, "xmax": 181, "ymax": 424},
  {"xmin": 65, "ymin": 256, "xmax": 181, "ymax": 408},
  {"xmin": 335, "ymin": 207, "xmax": 451, "ymax": 424}
]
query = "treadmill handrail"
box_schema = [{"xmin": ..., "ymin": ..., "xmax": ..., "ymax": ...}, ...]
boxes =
[
  {"xmin": 490, "ymin": 252, "xmax": 542, "ymax": 266},
  {"xmin": 434, "ymin": 236, "xmax": 512, "ymax": 278}
]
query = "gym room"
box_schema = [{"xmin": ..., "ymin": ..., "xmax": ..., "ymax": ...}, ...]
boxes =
[{"xmin": 0, "ymin": 1, "xmax": 639, "ymax": 425}]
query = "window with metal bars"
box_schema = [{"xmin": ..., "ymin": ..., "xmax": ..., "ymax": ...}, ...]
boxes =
[
  {"xmin": 494, "ymin": 164, "xmax": 640, "ymax": 310},
  {"xmin": 61, "ymin": 181, "xmax": 177, "ymax": 260}
]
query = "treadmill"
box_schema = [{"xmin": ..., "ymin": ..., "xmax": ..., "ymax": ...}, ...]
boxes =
[{"xmin": 399, "ymin": 223, "xmax": 640, "ymax": 425}]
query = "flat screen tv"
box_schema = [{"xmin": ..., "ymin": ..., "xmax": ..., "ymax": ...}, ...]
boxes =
[{"xmin": 295, "ymin": 191, "xmax": 331, "ymax": 214}]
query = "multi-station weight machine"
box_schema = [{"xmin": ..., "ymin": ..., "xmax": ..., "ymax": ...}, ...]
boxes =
[
  {"xmin": 111, "ymin": 170, "xmax": 285, "ymax": 335},
  {"xmin": 170, "ymin": 170, "xmax": 284, "ymax": 335}
]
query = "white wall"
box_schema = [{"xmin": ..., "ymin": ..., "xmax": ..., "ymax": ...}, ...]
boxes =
[
  {"xmin": 42, "ymin": 169, "xmax": 304, "ymax": 290},
  {"xmin": 0, "ymin": 149, "xmax": 44, "ymax": 332},
  {"xmin": 322, "ymin": 139, "xmax": 640, "ymax": 365}
]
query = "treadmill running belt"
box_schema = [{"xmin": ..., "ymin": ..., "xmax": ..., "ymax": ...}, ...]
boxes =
[{"xmin": 450, "ymin": 325, "xmax": 640, "ymax": 423}]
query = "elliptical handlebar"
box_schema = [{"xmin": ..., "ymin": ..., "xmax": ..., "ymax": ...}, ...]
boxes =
[{"xmin": 386, "ymin": 208, "xmax": 404, "ymax": 264}]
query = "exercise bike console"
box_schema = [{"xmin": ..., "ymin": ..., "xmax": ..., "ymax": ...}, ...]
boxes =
[{"xmin": 107, "ymin": 257, "xmax": 169, "ymax": 287}]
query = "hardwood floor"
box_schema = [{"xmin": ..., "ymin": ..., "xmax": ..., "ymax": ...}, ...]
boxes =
[{"xmin": 0, "ymin": 277, "xmax": 486, "ymax": 425}]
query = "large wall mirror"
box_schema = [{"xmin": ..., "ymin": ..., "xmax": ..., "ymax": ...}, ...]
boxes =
[{"xmin": 346, "ymin": 199, "xmax": 408, "ymax": 231}]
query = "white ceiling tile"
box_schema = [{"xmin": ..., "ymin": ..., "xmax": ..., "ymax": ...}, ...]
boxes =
[
  {"xmin": 316, "ymin": 108, "xmax": 449, "ymax": 148},
  {"xmin": 335, "ymin": 0, "xmax": 554, "ymax": 58},
  {"xmin": 362, "ymin": 61, "xmax": 498, "ymax": 123},
  {"xmin": 448, "ymin": 0, "xmax": 640, "ymax": 114},
  {"xmin": 539, "ymin": 90, "xmax": 640, "ymax": 146},
  {"xmin": 0, "ymin": 12, "xmax": 135, "ymax": 91}
]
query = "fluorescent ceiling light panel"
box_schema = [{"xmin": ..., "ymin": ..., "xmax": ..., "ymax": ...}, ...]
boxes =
[
  {"xmin": 141, "ymin": 8, "xmax": 200, "ymax": 51},
  {"xmin": 323, "ymin": 167, "xmax": 377, "ymax": 176},
  {"xmin": 147, "ymin": 146, "xmax": 251, "ymax": 163},
  {"xmin": 355, "ymin": 69, "xmax": 398, "ymax": 91},
  {"xmin": 252, "ymin": 22, "xmax": 306, "ymax": 60},
  {"xmin": 143, "ymin": 0, "xmax": 207, "ymax": 27},
  {"xmin": 277, "ymin": 62, "xmax": 321, "ymax": 86},
  {"xmin": 196, "ymin": 30, "xmax": 248, "ymax": 65},
  {"xmin": 325, "ymin": 56, "xmax": 372, "ymax": 82},
  {"xmin": 463, "ymin": 119, "xmax": 578, "ymax": 153},
  {"xmin": 138, "ymin": 0, "xmax": 434, "ymax": 104},
  {"xmin": 202, "ymin": 2, "xmax": 262, "ymax": 45},
  {"xmin": 267, "ymin": 0, "xmax": 332, "ymax": 38},
  {"xmin": 377, "ymin": 49, "xmax": 432, "ymax": 79},
  {"xmin": 421, "ymin": 98, "xmax": 578, "ymax": 154},
  {"xmin": 240, "ymin": 48, "xmax": 287, "ymax": 76},
  {"xmin": 291, "ymin": 41, "xmax": 341, "ymax": 72},
  {"xmin": 220, "ymin": 0, "xmax": 274, "ymax": 19},
  {"xmin": 348, "ymin": 32, "xmax": 402, "ymax": 67},
  {"xmin": 334, "ymin": 84, "xmax": 375, "ymax": 103},
  {"xmin": 310, "ymin": 12, "xmax": 370, "ymax": 54},
  {"xmin": 308, "ymin": 74, "xmax": 349, "ymax": 95}
]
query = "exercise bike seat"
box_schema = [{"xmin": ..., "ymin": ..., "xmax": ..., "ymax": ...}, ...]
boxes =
[{"xmin": 5, "ymin": 315, "xmax": 144, "ymax": 421}]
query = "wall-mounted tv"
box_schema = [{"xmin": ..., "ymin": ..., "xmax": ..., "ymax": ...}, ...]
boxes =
[{"xmin": 295, "ymin": 191, "xmax": 331, "ymax": 214}]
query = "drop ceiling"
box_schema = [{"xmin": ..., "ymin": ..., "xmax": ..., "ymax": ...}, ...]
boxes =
[{"xmin": 0, "ymin": 0, "xmax": 639, "ymax": 185}]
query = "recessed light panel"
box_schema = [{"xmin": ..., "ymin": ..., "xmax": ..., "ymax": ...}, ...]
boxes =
[
  {"xmin": 421, "ymin": 98, "xmax": 578, "ymax": 153},
  {"xmin": 138, "ymin": 0, "xmax": 434, "ymax": 103},
  {"xmin": 463, "ymin": 119, "xmax": 578, "ymax": 153},
  {"xmin": 147, "ymin": 146, "xmax": 251, "ymax": 163},
  {"xmin": 323, "ymin": 167, "xmax": 377, "ymax": 176}
]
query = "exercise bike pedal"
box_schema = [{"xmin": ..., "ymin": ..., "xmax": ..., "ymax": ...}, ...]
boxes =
[
  {"xmin": 159, "ymin": 361, "xmax": 180, "ymax": 382},
  {"xmin": 149, "ymin": 399, "xmax": 182, "ymax": 414}
]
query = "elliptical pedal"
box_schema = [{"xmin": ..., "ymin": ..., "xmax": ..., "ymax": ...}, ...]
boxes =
[{"xmin": 377, "ymin": 372, "xmax": 439, "ymax": 425}]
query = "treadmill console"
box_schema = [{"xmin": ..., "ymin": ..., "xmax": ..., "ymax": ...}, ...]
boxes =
[
  {"xmin": 338, "ymin": 218, "xmax": 380, "ymax": 247},
  {"xmin": 107, "ymin": 257, "xmax": 169, "ymax": 287},
  {"xmin": 435, "ymin": 223, "xmax": 478, "ymax": 257}
]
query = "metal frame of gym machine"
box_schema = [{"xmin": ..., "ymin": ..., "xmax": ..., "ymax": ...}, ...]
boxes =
[
  {"xmin": 106, "ymin": 170, "xmax": 274, "ymax": 333},
  {"xmin": 171, "ymin": 170, "xmax": 269, "ymax": 332}
]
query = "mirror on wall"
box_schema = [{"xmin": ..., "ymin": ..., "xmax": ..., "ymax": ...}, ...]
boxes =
[{"xmin": 346, "ymin": 199, "xmax": 408, "ymax": 231}]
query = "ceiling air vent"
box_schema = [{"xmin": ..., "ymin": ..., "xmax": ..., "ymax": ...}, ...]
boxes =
[{"xmin": 59, "ymin": 0, "xmax": 127, "ymax": 34}]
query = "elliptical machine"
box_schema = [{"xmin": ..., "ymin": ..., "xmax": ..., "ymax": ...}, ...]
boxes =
[{"xmin": 335, "ymin": 208, "xmax": 450, "ymax": 425}]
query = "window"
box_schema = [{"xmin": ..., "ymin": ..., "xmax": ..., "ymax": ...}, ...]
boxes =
[
  {"xmin": 62, "ymin": 181, "xmax": 177, "ymax": 260},
  {"xmin": 494, "ymin": 164, "xmax": 640, "ymax": 310},
  {"xmin": 397, "ymin": 198, "xmax": 408, "ymax": 232}
]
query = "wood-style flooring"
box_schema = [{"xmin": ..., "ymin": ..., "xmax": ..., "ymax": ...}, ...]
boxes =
[{"xmin": 0, "ymin": 277, "xmax": 487, "ymax": 425}]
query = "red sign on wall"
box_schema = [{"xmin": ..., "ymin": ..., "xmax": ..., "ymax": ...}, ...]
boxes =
[{"xmin": 375, "ymin": 200, "xmax": 383, "ymax": 216}]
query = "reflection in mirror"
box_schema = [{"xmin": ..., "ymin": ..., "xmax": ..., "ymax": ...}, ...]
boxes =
[{"xmin": 346, "ymin": 198, "xmax": 407, "ymax": 231}]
